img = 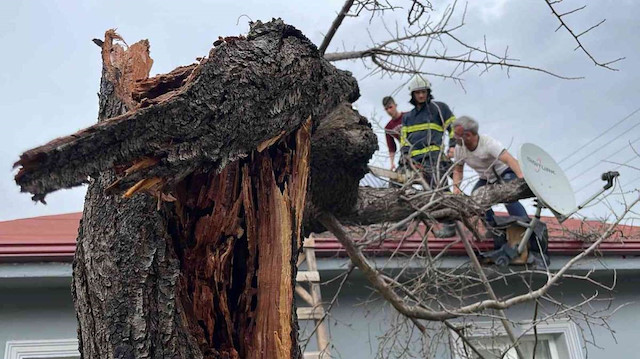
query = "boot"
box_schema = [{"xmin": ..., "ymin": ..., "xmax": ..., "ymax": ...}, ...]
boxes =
[{"xmin": 434, "ymin": 223, "xmax": 456, "ymax": 238}]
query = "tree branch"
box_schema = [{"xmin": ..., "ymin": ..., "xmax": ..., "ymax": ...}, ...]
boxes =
[
  {"xmin": 14, "ymin": 20, "xmax": 359, "ymax": 202},
  {"xmin": 335, "ymin": 178, "xmax": 533, "ymax": 226},
  {"xmin": 319, "ymin": 0, "xmax": 356, "ymax": 55},
  {"xmin": 325, "ymin": 47, "xmax": 580, "ymax": 80},
  {"xmin": 545, "ymin": 0, "xmax": 624, "ymax": 70},
  {"xmin": 317, "ymin": 195, "xmax": 639, "ymax": 322}
]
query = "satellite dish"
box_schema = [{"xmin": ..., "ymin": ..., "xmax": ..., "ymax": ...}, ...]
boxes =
[{"xmin": 519, "ymin": 143, "xmax": 576, "ymax": 218}]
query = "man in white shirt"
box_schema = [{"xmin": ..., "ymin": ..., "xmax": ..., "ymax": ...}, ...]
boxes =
[{"xmin": 451, "ymin": 116, "xmax": 528, "ymax": 228}]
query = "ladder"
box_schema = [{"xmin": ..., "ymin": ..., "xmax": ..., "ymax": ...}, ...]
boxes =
[{"xmin": 296, "ymin": 235, "xmax": 331, "ymax": 359}]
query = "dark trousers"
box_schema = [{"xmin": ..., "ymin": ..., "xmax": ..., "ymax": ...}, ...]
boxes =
[
  {"xmin": 411, "ymin": 152, "xmax": 452, "ymax": 189},
  {"xmin": 409, "ymin": 152, "xmax": 455, "ymax": 226},
  {"xmin": 472, "ymin": 169, "xmax": 528, "ymax": 226}
]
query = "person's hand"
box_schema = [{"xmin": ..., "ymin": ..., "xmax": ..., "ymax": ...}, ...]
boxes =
[
  {"xmin": 447, "ymin": 147, "xmax": 455, "ymax": 159},
  {"xmin": 453, "ymin": 186, "xmax": 462, "ymax": 195},
  {"xmin": 390, "ymin": 163, "xmax": 396, "ymax": 171}
]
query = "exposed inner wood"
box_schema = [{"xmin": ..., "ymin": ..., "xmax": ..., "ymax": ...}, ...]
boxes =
[
  {"xmin": 169, "ymin": 120, "xmax": 310, "ymax": 358},
  {"xmin": 132, "ymin": 64, "xmax": 197, "ymax": 103},
  {"xmin": 101, "ymin": 29, "xmax": 154, "ymax": 110}
]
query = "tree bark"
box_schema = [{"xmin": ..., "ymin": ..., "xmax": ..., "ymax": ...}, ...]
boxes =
[
  {"xmin": 339, "ymin": 179, "xmax": 534, "ymax": 225},
  {"xmin": 14, "ymin": 21, "xmax": 358, "ymax": 202},
  {"xmin": 64, "ymin": 20, "xmax": 351, "ymax": 359},
  {"xmin": 308, "ymin": 103, "xmax": 378, "ymax": 215}
]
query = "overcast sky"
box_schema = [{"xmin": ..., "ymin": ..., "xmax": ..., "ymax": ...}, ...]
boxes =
[{"xmin": 1, "ymin": 0, "xmax": 638, "ymax": 222}]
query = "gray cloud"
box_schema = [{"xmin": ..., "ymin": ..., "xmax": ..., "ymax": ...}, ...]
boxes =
[{"xmin": 1, "ymin": 0, "xmax": 638, "ymax": 221}]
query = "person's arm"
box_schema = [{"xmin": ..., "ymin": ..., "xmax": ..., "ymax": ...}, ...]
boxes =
[
  {"xmin": 453, "ymin": 164, "xmax": 464, "ymax": 194},
  {"xmin": 441, "ymin": 103, "xmax": 457, "ymax": 150},
  {"xmin": 498, "ymin": 150, "xmax": 524, "ymax": 178},
  {"xmin": 384, "ymin": 125, "xmax": 398, "ymax": 170},
  {"xmin": 400, "ymin": 115, "xmax": 409, "ymax": 157}
]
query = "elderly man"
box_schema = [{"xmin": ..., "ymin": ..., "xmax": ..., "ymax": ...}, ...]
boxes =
[{"xmin": 451, "ymin": 116, "xmax": 528, "ymax": 228}]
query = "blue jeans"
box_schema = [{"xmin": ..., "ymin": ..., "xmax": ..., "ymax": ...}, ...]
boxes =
[{"xmin": 472, "ymin": 169, "xmax": 528, "ymax": 226}]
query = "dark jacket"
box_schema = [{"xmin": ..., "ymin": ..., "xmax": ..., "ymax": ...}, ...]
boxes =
[{"xmin": 400, "ymin": 101, "xmax": 456, "ymax": 162}]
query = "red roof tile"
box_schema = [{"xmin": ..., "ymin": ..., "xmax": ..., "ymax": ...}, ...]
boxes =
[
  {"xmin": 0, "ymin": 213, "xmax": 80, "ymax": 261},
  {"xmin": 1, "ymin": 212, "xmax": 639, "ymax": 262},
  {"xmin": 314, "ymin": 214, "xmax": 640, "ymax": 257}
]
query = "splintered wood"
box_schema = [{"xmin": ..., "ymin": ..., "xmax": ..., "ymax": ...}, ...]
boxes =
[
  {"xmin": 101, "ymin": 29, "xmax": 154, "ymax": 110},
  {"xmin": 171, "ymin": 120, "xmax": 311, "ymax": 358}
]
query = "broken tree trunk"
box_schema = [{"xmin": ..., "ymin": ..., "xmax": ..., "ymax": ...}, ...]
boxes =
[
  {"xmin": 19, "ymin": 20, "xmax": 358, "ymax": 359},
  {"xmin": 167, "ymin": 123, "xmax": 311, "ymax": 359}
]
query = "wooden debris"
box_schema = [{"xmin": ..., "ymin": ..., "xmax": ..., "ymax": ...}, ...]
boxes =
[{"xmin": 122, "ymin": 177, "xmax": 163, "ymax": 198}]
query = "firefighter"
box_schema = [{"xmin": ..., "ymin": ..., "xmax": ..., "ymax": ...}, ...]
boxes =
[{"xmin": 400, "ymin": 76, "xmax": 457, "ymax": 238}]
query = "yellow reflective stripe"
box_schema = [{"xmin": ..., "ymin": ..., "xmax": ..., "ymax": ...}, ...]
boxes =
[
  {"xmin": 410, "ymin": 145, "xmax": 441, "ymax": 157},
  {"xmin": 404, "ymin": 122, "xmax": 443, "ymax": 133},
  {"xmin": 400, "ymin": 126, "xmax": 409, "ymax": 146},
  {"xmin": 444, "ymin": 115, "xmax": 456, "ymax": 128}
]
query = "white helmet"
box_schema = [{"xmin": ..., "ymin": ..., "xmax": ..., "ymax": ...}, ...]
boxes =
[{"xmin": 408, "ymin": 76, "xmax": 431, "ymax": 93}]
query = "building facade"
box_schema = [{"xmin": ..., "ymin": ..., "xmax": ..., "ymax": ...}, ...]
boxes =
[{"xmin": 2, "ymin": 213, "xmax": 640, "ymax": 358}]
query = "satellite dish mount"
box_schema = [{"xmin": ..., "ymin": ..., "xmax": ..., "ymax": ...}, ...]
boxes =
[{"xmin": 516, "ymin": 143, "xmax": 619, "ymax": 255}]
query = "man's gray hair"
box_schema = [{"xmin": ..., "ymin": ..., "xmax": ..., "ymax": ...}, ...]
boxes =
[{"xmin": 453, "ymin": 116, "xmax": 479, "ymax": 134}]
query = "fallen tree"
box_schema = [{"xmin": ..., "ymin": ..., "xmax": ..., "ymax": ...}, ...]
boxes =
[{"xmin": 13, "ymin": 19, "xmax": 539, "ymax": 359}]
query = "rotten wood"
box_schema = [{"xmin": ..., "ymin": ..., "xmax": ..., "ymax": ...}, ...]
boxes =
[{"xmin": 169, "ymin": 120, "xmax": 311, "ymax": 357}]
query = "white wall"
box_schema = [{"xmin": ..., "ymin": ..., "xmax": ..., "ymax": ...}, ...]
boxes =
[
  {"xmin": 300, "ymin": 268, "xmax": 640, "ymax": 358},
  {"xmin": 2, "ymin": 265, "xmax": 639, "ymax": 359},
  {"xmin": 0, "ymin": 278, "xmax": 77, "ymax": 359}
]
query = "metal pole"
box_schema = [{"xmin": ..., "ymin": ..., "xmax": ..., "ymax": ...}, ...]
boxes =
[{"xmin": 517, "ymin": 203, "xmax": 542, "ymax": 254}]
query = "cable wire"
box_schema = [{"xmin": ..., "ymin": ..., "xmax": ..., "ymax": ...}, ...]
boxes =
[
  {"xmin": 563, "ymin": 127, "xmax": 640, "ymax": 172},
  {"xmin": 557, "ymin": 106, "xmax": 640, "ymax": 164},
  {"xmin": 568, "ymin": 136, "xmax": 640, "ymax": 182},
  {"xmin": 574, "ymin": 154, "xmax": 639, "ymax": 193}
]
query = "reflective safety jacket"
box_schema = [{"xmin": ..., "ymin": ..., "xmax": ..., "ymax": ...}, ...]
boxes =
[{"xmin": 400, "ymin": 101, "xmax": 456, "ymax": 160}]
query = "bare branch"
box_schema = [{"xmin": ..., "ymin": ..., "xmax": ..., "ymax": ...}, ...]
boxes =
[
  {"xmin": 323, "ymin": 4, "xmax": 581, "ymax": 80},
  {"xmin": 317, "ymin": 194, "xmax": 639, "ymax": 321},
  {"xmin": 545, "ymin": 0, "xmax": 624, "ymax": 70},
  {"xmin": 319, "ymin": 0, "xmax": 356, "ymax": 55}
]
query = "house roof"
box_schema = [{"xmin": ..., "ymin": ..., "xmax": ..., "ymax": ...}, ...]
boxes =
[
  {"xmin": 1, "ymin": 212, "xmax": 639, "ymax": 262},
  {"xmin": 0, "ymin": 213, "xmax": 81, "ymax": 261}
]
